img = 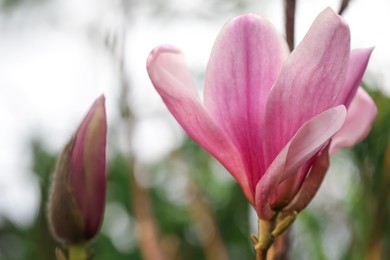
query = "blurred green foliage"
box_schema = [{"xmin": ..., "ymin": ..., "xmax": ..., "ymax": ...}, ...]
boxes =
[
  {"xmin": 0, "ymin": 0, "xmax": 389, "ymax": 259},
  {"xmin": 0, "ymin": 137, "xmax": 253, "ymax": 259},
  {"xmin": 1, "ymin": 87, "xmax": 390, "ymax": 259},
  {"xmin": 343, "ymin": 87, "xmax": 390, "ymax": 259}
]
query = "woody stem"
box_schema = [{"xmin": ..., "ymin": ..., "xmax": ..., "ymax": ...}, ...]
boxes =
[
  {"xmin": 254, "ymin": 219, "xmax": 275, "ymax": 260},
  {"xmin": 68, "ymin": 244, "xmax": 87, "ymax": 260}
]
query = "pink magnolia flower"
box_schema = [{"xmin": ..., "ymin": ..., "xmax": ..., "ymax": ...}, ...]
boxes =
[
  {"xmin": 49, "ymin": 95, "xmax": 107, "ymax": 244},
  {"xmin": 147, "ymin": 8, "xmax": 377, "ymax": 219}
]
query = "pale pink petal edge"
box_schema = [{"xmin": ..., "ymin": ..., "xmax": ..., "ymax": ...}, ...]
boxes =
[
  {"xmin": 255, "ymin": 105, "xmax": 347, "ymax": 219},
  {"xmin": 330, "ymin": 88, "xmax": 377, "ymax": 154}
]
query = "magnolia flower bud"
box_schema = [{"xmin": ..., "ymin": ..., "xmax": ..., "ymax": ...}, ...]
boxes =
[{"xmin": 48, "ymin": 96, "xmax": 107, "ymax": 245}]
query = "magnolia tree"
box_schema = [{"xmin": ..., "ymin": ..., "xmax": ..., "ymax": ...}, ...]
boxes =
[{"xmin": 46, "ymin": 2, "xmax": 377, "ymax": 260}]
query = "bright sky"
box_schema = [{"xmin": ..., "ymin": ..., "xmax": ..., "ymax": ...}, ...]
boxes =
[{"xmin": 0, "ymin": 0, "xmax": 389, "ymax": 232}]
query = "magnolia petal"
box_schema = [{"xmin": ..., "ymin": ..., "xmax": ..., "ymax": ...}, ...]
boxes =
[
  {"xmin": 203, "ymin": 14, "xmax": 289, "ymax": 192},
  {"xmin": 70, "ymin": 95, "xmax": 107, "ymax": 239},
  {"xmin": 264, "ymin": 7, "xmax": 350, "ymax": 167},
  {"xmin": 147, "ymin": 45, "xmax": 253, "ymax": 203},
  {"xmin": 283, "ymin": 144, "xmax": 330, "ymax": 214},
  {"xmin": 268, "ymin": 158, "xmax": 314, "ymax": 210},
  {"xmin": 338, "ymin": 48, "xmax": 374, "ymax": 107},
  {"xmin": 330, "ymin": 88, "xmax": 377, "ymax": 154},
  {"xmin": 255, "ymin": 106, "xmax": 346, "ymax": 219}
]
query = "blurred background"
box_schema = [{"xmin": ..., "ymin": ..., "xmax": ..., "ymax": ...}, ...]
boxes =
[{"xmin": 1, "ymin": 0, "xmax": 390, "ymax": 259}]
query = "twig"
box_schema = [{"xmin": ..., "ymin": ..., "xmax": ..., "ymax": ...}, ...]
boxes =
[
  {"xmin": 338, "ymin": 0, "xmax": 351, "ymax": 16},
  {"xmin": 267, "ymin": 231, "xmax": 290, "ymax": 260},
  {"xmin": 187, "ymin": 178, "xmax": 229, "ymax": 260},
  {"xmin": 111, "ymin": 5, "xmax": 166, "ymax": 259},
  {"xmin": 284, "ymin": 0, "xmax": 296, "ymax": 51}
]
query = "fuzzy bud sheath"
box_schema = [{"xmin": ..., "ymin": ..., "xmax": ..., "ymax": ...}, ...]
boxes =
[{"xmin": 48, "ymin": 96, "xmax": 107, "ymax": 246}]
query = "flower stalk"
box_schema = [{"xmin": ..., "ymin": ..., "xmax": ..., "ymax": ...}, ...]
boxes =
[
  {"xmin": 68, "ymin": 244, "xmax": 88, "ymax": 260},
  {"xmin": 254, "ymin": 219, "xmax": 274, "ymax": 260},
  {"xmin": 252, "ymin": 212, "xmax": 297, "ymax": 259},
  {"xmin": 55, "ymin": 248, "xmax": 67, "ymax": 260}
]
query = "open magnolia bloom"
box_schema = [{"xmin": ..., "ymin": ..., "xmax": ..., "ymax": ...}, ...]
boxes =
[{"xmin": 147, "ymin": 8, "xmax": 377, "ymax": 220}]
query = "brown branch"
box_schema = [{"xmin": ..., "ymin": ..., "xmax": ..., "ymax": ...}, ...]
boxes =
[
  {"xmin": 130, "ymin": 164, "xmax": 165, "ymax": 260},
  {"xmin": 338, "ymin": 0, "xmax": 351, "ymax": 16},
  {"xmin": 187, "ymin": 179, "xmax": 229, "ymax": 260},
  {"xmin": 112, "ymin": 11, "xmax": 166, "ymax": 260},
  {"xmin": 267, "ymin": 231, "xmax": 290, "ymax": 260},
  {"xmin": 168, "ymin": 151, "xmax": 228, "ymax": 260},
  {"xmin": 284, "ymin": 0, "xmax": 296, "ymax": 51},
  {"xmin": 120, "ymin": 51, "xmax": 166, "ymax": 260}
]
